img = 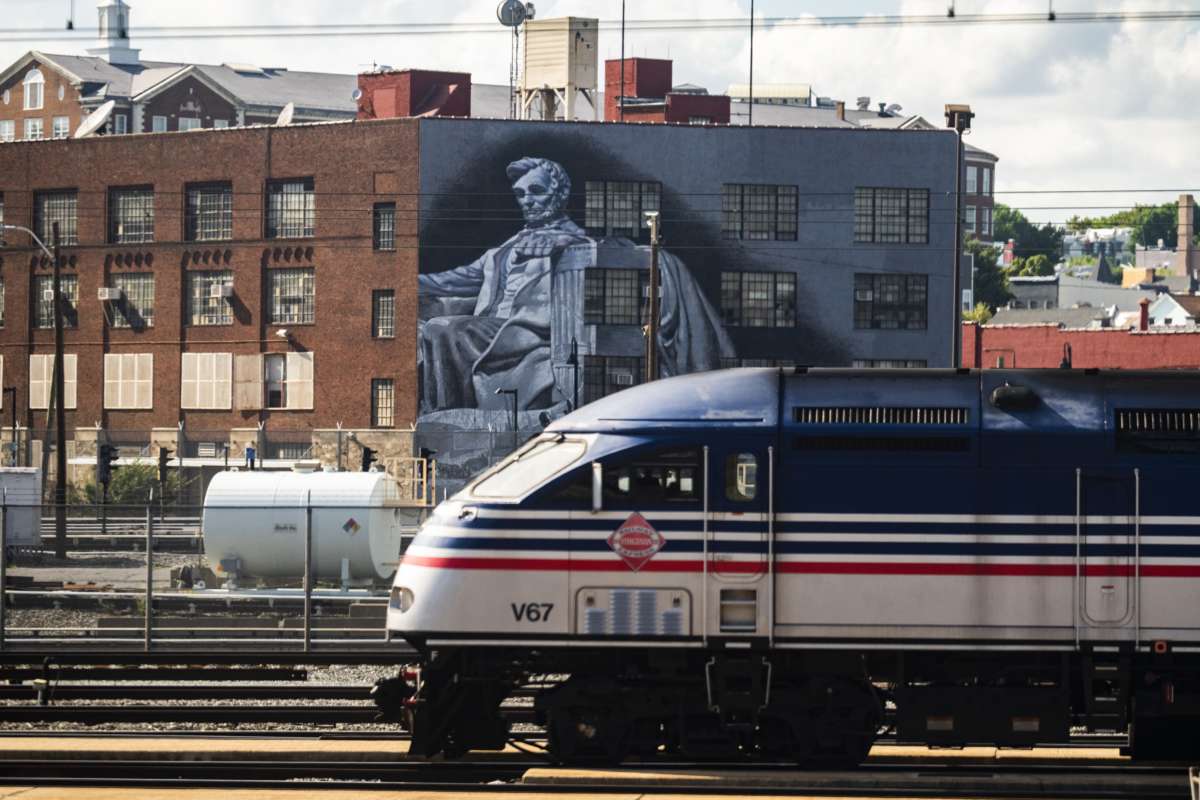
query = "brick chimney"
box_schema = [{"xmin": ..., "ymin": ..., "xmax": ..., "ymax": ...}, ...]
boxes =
[
  {"xmin": 1139, "ymin": 297, "xmax": 1150, "ymax": 331},
  {"xmin": 1177, "ymin": 193, "xmax": 1196, "ymax": 278},
  {"xmin": 356, "ymin": 69, "xmax": 471, "ymax": 120}
]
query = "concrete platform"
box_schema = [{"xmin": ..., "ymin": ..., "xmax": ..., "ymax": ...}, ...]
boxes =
[{"xmin": 0, "ymin": 790, "xmax": 889, "ymax": 800}]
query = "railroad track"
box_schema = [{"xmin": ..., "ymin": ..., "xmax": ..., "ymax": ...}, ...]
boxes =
[{"xmin": 0, "ymin": 758, "xmax": 1187, "ymax": 798}]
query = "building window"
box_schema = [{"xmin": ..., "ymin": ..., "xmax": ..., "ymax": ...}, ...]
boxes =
[
  {"xmin": 966, "ymin": 166, "xmax": 978, "ymax": 194},
  {"xmin": 688, "ymin": 116, "xmax": 712, "ymax": 125},
  {"xmin": 722, "ymin": 184, "xmax": 798, "ymax": 241},
  {"xmin": 584, "ymin": 269, "xmax": 645, "ymax": 326},
  {"xmin": 268, "ymin": 268, "xmax": 315, "ymax": 324},
  {"xmin": 584, "ymin": 180, "xmax": 660, "ymax": 241},
  {"xmin": 178, "ymin": 116, "xmax": 200, "ymax": 131},
  {"xmin": 22, "ymin": 69, "xmax": 43, "ymax": 111},
  {"xmin": 33, "ymin": 274, "xmax": 78, "ymax": 328},
  {"xmin": 0, "ymin": 192, "xmax": 4, "ymax": 243},
  {"xmin": 982, "ymin": 168, "xmax": 991, "ymax": 196},
  {"xmin": 854, "ymin": 187, "xmax": 929, "ymax": 244},
  {"xmin": 851, "ymin": 358, "xmax": 929, "ymax": 368},
  {"xmin": 23, "ymin": 118, "xmax": 43, "ymax": 140},
  {"xmin": 265, "ymin": 354, "xmax": 286, "ymax": 408},
  {"xmin": 34, "ymin": 189, "xmax": 78, "ymax": 246},
  {"xmin": 258, "ymin": 352, "xmax": 314, "ymax": 410},
  {"xmin": 185, "ymin": 182, "xmax": 233, "ymax": 242},
  {"xmin": 110, "ymin": 272, "xmax": 154, "ymax": 329},
  {"xmin": 187, "ymin": 270, "xmax": 233, "ymax": 326},
  {"xmin": 112, "ymin": 114, "xmax": 128, "ymax": 134},
  {"xmin": 0, "ymin": 279, "xmax": 6, "ymax": 328},
  {"xmin": 373, "ymin": 202, "xmax": 396, "ymax": 251},
  {"xmin": 0, "ymin": 121, "xmax": 13, "ymax": 142},
  {"xmin": 266, "ymin": 178, "xmax": 315, "ymax": 239},
  {"xmin": 720, "ymin": 271, "xmax": 797, "ymax": 328},
  {"xmin": 981, "ymin": 207, "xmax": 992, "ymax": 237},
  {"xmin": 372, "ymin": 289, "xmax": 395, "ymax": 338},
  {"xmin": 213, "ymin": 119, "xmax": 228, "ymax": 129},
  {"xmin": 51, "ymin": 116, "xmax": 69, "ymax": 139},
  {"xmin": 151, "ymin": 115, "xmax": 168, "ymax": 132},
  {"xmin": 104, "ymin": 353, "xmax": 153, "ymax": 409},
  {"xmin": 108, "ymin": 186, "xmax": 155, "ymax": 244},
  {"xmin": 964, "ymin": 204, "xmax": 976, "ymax": 233},
  {"xmin": 582, "ymin": 355, "xmax": 643, "ymax": 404},
  {"xmin": 853, "ymin": 273, "xmax": 928, "ymax": 330},
  {"xmin": 371, "ymin": 379, "xmax": 395, "ymax": 427},
  {"xmin": 29, "ymin": 354, "xmax": 77, "ymax": 410},
  {"xmin": 181, "ymin": 352, "xmax": 232, "ymax": 410}
]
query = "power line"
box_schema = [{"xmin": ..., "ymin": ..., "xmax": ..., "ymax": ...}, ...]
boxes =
[{"xmin": 0, "ymin": 9, "xmax": 1198, "ymax": 43}]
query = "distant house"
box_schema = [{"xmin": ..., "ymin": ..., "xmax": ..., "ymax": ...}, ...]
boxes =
[
  {"xmin": 0, "ymin": 0, "xmax": 356, "ymax": 140},
  {"xmin": 1146, "ymin": 293, "xmax": 1200, "ymax": 327}
]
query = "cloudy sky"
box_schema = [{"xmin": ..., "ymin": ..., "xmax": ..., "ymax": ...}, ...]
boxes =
[{"xmin": 3, "ymin": 0, "xmax": 1198, "ymax": 223}]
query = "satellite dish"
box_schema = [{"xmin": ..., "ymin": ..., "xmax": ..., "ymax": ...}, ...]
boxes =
[
  {"xmin": 497, "ymin": 0, "xmax": 527, "ymax": 27},
  {"xmin": 351, "ymin": 88, "xmax": 363, "ymax": 102},
  {"xmin": 885, "ymin": 103, "xmax": 903, "ymax": 114},
  {"xmin": 74, "ymin": 100, "xmax": 115, "ymax": 138},
  {"xmin": 275, "ymin": 101, "xmax": 295, "ymax": 126}
]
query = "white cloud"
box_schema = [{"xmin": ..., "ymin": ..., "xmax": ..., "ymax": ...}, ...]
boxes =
[{"xmin": 1, "ymin": 0, "xmax": 1196, "ymax": 221}]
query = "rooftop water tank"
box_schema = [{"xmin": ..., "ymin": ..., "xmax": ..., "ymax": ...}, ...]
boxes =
[{"xmin": 202, "ymin": 469, "xmax": 405, "ymax": 584}]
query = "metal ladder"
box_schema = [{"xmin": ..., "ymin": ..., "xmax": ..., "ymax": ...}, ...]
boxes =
[{"xmin": 1081, "ymin": 649, "xmax": 1132, "ymax": 733}]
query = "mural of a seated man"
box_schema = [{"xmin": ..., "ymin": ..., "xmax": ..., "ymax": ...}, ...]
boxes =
[{"xmin": 418, "ymin": 156, "xmax": 732, "ymax": 428}]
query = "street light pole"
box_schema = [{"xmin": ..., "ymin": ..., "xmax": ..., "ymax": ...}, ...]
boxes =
[
  {"xmin": 945, "ymin": 104, "xmax": 974, "ymax": 369},
  {"xmin": 2, "ymin": 224, "xmax": 65, "ymax": 556},
  {"xmin": 644, "ymin": 211, "xmax": 661, "ymax": 384}
]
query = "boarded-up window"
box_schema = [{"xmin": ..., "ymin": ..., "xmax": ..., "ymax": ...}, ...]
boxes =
[
  {"xmin": 286, "ymin": 352, "xmax": 314, "ymax": 410},
  {"xmin": 104, "ymin": 353, "xmax": 153, "ymax": 409},
  {"xmin": 181, "ymin": 352, "xmax": 232, "ymax": 410},
  {"xmin": 29, "ymin": 354, "xmax": 77, "ymax": 410},
  {"xmin": 234, "ymin": 354, "xmax": 264, "ymax": 411}
]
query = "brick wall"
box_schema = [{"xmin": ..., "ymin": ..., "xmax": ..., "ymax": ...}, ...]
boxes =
[
  {"xmin": 0, "ymin": 58, "xmax": 84, "ymax": 140},
  {"xmin": 0, "ymin": 118, "xmax": 421, "ymax": 441},
  {"xmin": 964, "ymin": 321, "xmax": 1200, "ymax": 369}
]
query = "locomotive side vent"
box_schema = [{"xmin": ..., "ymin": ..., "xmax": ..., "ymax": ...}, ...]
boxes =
[
  {"xmin": 1116, "ymin": 408, "xmax": 1200, "ymax": 454},
  {"xmin": 793, "ymin": 406, "xmax": 969, "ymax": 426}
]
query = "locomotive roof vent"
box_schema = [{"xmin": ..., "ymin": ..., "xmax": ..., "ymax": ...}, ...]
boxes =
[
  {"xmin": 793, "ymin": 406, "xmax": 968, "ymax": 426},
  {"xmin": 989, "ymin": 383, "xmax": 1039, "ymax": 412}
]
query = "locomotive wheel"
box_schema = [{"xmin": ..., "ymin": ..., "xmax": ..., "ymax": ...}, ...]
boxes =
[
  {"xmin": 787, "ymin": 678, "xmax": 881, "ymax": 768},
  {"xmin": 547, "ymin": 705, "xmax": 631, "ymax": 765}
]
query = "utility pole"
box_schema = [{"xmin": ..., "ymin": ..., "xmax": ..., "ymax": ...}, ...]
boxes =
[
  {"xmin": 945, "ymin": 104, "xmax": 974, "ymax": 369},
  {"xmin": 51, "ymin": 222, "xmax": 67, "ymax": 560},
  {"xmin": 748, "ymin": 0, "xmax": 755, "ymax": 126},
  {"xmin": 619, "ymin": 0, "xmax": 626, "ymax": 121},
  {"xmin": 644, "ymin": 211, "xmax": 661, "ymax": 384}
]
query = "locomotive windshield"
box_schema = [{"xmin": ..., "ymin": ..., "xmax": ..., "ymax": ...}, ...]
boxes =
[{"xmin": 471, "ymin": 437, "xmax": 587, "ymax": 499}]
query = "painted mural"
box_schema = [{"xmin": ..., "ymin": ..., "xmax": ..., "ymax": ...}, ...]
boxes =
[{"xmin": 417, "ymin": 156, "xmax": 733, "ymax": 429}]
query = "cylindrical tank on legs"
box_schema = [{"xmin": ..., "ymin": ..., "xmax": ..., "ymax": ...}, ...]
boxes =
[{"xmin": 202, "ymin": 468, "xmax": 406, "ymax": 583}]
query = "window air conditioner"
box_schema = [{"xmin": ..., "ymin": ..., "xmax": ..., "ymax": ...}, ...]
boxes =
[
  {"xmin": 612, "ymin": 371, "xmax": 634, "ymax": 386},
  {"xmin": 209, "ymin": 283, "xmax": 234, "ymax": 299},
  {"xmin": 41, "ymin": 289, "xmax": 55, "ymax": 302},
  {"xmin": 97, "ymin": 287, "xmax": 123, "ymax": 301}
]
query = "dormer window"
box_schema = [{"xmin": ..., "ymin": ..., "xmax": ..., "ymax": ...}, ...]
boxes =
[{"xmin": 23, "ymin": 69, "xmax": 44, "ymax": 111}]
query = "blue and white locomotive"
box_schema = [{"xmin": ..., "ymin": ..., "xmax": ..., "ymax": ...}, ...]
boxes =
[{"xmin": 381, "ymin": 367, "xmax": 1200, "ymax": 763}]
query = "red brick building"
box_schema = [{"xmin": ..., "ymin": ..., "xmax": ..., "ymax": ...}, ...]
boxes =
[
  {"xmin": 963, "ymin": 313, "xmax": 1200, "ymax": 369},
  {"xmin": 0, "ymin": 118, "xmax": 418, "ymax": 495},
  {"xmin": 604, "ymin": 58, "xmax": 731, "ymax": 125}
]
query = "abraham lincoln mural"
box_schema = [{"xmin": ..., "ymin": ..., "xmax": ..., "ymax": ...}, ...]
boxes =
[{"xmin": 417, "ymin": 156, "xmax": 732, "ymax": 425}]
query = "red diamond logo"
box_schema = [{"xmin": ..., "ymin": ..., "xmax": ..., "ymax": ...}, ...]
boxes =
[{"xmin": 608, "ymin": 512, "xmax": 665, "ymax": 572}]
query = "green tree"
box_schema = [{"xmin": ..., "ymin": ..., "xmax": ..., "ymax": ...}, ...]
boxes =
[
  {"xmin": 992, "ymin": 204, "xmax": 1064, "ymax": 262},
  {"xmin": 68, "ymin": 463, "xmax": 191, "ymax": 509},
  {"xmin": 1067, "ymin": 201, "xmax": 1198, "ymax": 249},
  {"xmin": 1010, "ymin": 253, "xmax": 1053, "ymax": 277},
  {"xmin": 967, "ymin": 240, "xmax": 1012, "ymax": 312},
  {"xmin": 962, "ymin": 302, "xmax": 993, "ymax": 324}
]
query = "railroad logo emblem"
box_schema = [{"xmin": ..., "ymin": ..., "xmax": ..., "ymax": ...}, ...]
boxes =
[{"xmin": 608, "ymin": 512, "xmax": 665, "ymax": 571}]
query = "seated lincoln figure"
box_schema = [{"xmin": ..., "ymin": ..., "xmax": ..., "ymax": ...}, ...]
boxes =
[{"xmin": 418, "ymin": 156, "xmax": 732, "ymax": 422}]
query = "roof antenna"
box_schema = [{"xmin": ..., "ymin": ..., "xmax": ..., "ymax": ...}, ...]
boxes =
[
  {"xmin": 66, "ymin": 0, "xmax": 74, "ymax": 30},
  {"xmin": 947, "ymin": 1, "xmax": 955, "ymax": 17}
]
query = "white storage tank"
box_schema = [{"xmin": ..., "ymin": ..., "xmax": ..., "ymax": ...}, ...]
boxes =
[{"xmin": 202, "ymin": 468, "xmax": 405, "ymax": 584}]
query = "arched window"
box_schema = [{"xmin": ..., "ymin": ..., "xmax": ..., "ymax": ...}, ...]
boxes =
[{"xmin": 23, "ymin": 69, "xmax": 44, "ymax": 111}]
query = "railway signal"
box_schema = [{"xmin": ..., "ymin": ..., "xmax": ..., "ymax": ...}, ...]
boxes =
[
  {"xmin": 97, "ymin": 443, "xmax": 118, "ymax": 490},
  {"xmin": 157, "ymin": 446, "xmax": 173, "ymax": 484}
]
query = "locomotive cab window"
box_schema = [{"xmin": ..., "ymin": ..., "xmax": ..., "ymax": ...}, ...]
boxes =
[
  {"xmin": 603, "ymin": 448, "xmax": 701, "ymax": 505},
  {"xmin": 471, "ymin": 437, "xmax": 587, "ymax": 499},
  {"xmin": 725, "ymin": 453, "xmax": 757, "ymax": 501}
]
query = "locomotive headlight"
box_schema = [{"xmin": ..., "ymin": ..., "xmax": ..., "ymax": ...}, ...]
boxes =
[{"xmin": 390, "ymin": 586, "xmax": 415, "ymax": 613}]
